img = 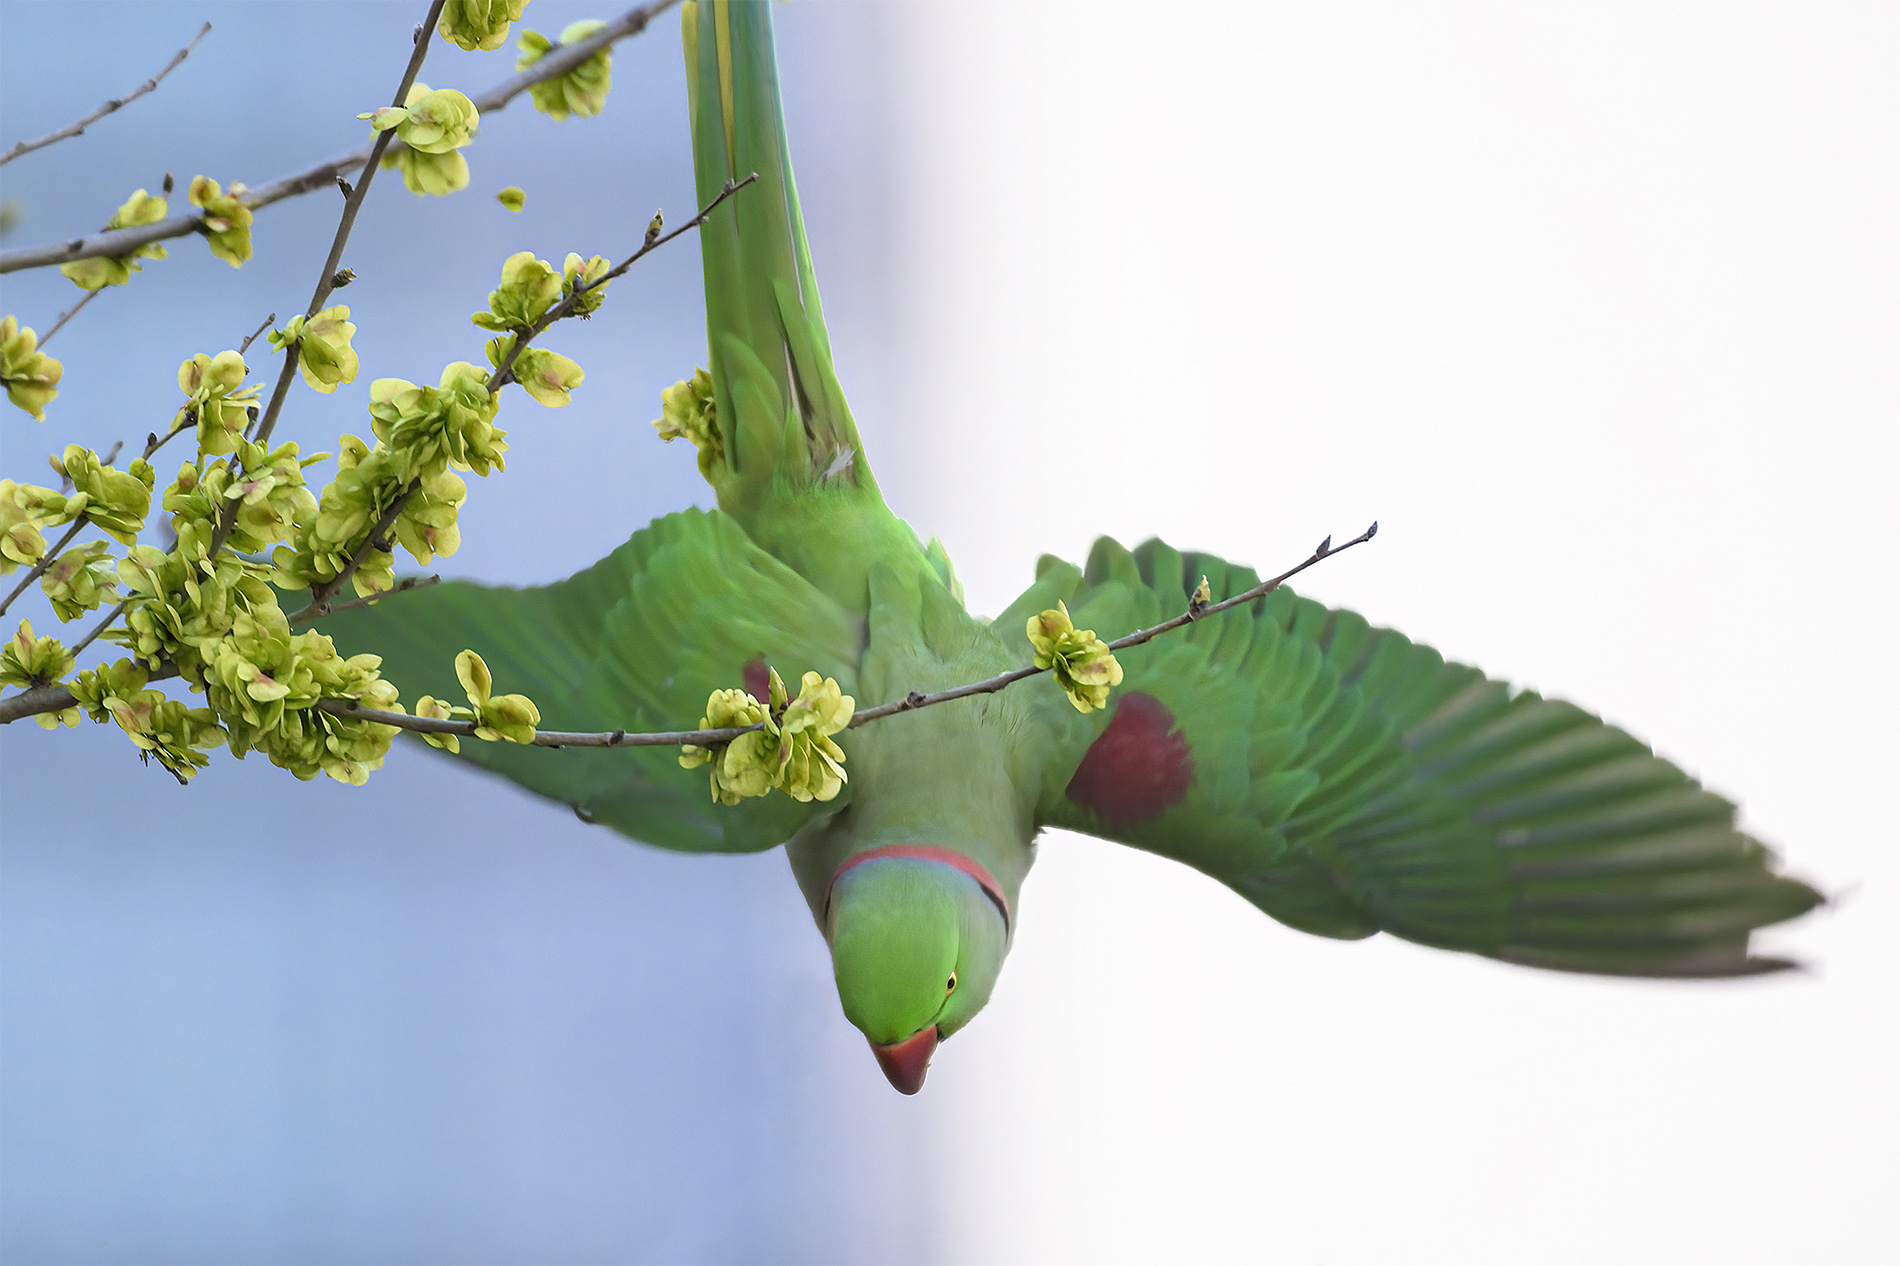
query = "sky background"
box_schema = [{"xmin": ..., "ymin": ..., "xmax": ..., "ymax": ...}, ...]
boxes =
[{"xmin": 3, "ymin": 2, "xmax": 1896, "ymax": 1264}]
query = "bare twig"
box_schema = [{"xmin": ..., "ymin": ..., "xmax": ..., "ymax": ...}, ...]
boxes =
[
  {"xmin": 37, "ymin": 289, "xmax": 101, "ymax": 348},
  {"xmin": 0, "ymin": 519, "xmax": 87, "ymax": 619},
  {"xmin": 69, "ymin": 600, "xmax": 127, "ymax": 658},
  {"xmin": 249, "ymin": 0, "xmax": 446, "ymax": 454},
  {"xmin": 844, "ymin": 522, "xmax": 1380, "ymax": 727},
  {"xmin": 0, "ymin": 22, "xmax": 211, "ymax": 168},
  {"xmin": 288, "ymin": 573, "xmax": 440, "ymax": 626},
  {"xmin": 238, "ymin": 312, "xmax": 277, "ymax": 355},
  {"xmin": 488, "ymin": 174, "xmax": 761, "ymax": 390},
  {"xmin": 0, "ymin": 1, "xmax": 682, "ymax": 275}
]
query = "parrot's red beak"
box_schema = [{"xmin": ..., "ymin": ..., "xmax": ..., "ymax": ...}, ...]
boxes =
[{"xmin": 871, "ymin": 1025, "xmax": 939, "ymax": 1095}]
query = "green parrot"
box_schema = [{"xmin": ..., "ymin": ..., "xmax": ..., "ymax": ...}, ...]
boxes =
[{"xmin": 319, "ymin": 0, "xmax": 1820, "ymax": 1095}]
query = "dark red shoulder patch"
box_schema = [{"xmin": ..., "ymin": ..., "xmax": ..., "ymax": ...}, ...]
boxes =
[
  {"xmin": 743, "ymin": 656, "xmax": 771, "ymax": 704},
  {"xmin": 1065, "ymin": 692, "xmax": 1193, "ymax": 831}
]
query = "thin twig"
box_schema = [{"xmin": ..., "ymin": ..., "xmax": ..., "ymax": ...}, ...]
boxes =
[
  {"xmin": 249, "ymin": 0, "xmax": 445, "ymax": 454},
  {"xmin": 288, "ymin": 573, "xmax": 440, "ymax": 626},
  {"xmin": 238, "ymin": 311, "xmax": 277, "ymax": 355},
  {"xmin": 316, "ymin": 697, "xmax": 762, "ymax": 749},
  {"xmin": 0, "ymin": 518, "xmax": 87, "ymax": 619},
  {"xmin": 68, "ymin": 600, "xmax": 127, "ymax": 658},
  {"xmin": 846, "ymin": 522, "xmax": 1381, "ymax": 727},
  {"xmin": 291, "ymin": 486, "xmax": 418, "ymax": 620},
  {"xmin": 488, "ymin": 174, "xmax": 761, "ymax": 390},
  {"xmin": 37, "ymin": 289, "xmax": 101, "ymax": 348},
  {"xmin": 0, "ymin": 1, "xmax": 682, "ymax": 275},
  {"xmin": 0, "ymin": 22, "xmax": 212, "ymax": 168},
  {"xmin": 143, "ymin": 421, "xmax": 190, "ymax": 462}
]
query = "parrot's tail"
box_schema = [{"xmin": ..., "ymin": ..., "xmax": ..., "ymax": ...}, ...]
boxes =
[{"xmin": 682, "ymin": 0, "xmax": 871, "ymax": 516}]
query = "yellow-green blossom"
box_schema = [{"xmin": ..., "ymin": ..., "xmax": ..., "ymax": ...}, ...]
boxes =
[
  {"xmin": 47, "ymin": 446, "xmax": 153, "ymax": 547},
  {"xmin": 1027, "ymin": 601, "xmax": 1124, "ymax": 713},
  {"xmin": 562, "ymin": 252, "xmax": 612, "ymax": 316},
  {"xmin": 411, "ymin": 694, "xmax": 465, "ymax": 752},
  {"xmin": 268, "ymin": 305, "xmax": 359, "ymax": 394},
  {"xmin": 680, "ymin": 687, "xmax": 776, "ymax": 805},
  {"xmin": 438, "ymin": 0, "xmax": 527, "ymax": 51},
  {"xmin": 1, "ymin": 315, "xmax": 62, "ymax": 420},
  {"xmin": 652, "ymin": 367, "xmax": 722, "ymax": 478},
  {"xmin": 39, "ymin": 540, "xmax": 118, "ymax": 621},
  {"xmin": 471, "ymin": 251, "xmax": 563, "ymax": 331},
  {"xmin": 0, "ymin": 479, "xmax": 69, "ymax": 573},
  {"xmin": 365, "ymin": 84, "xmax": 480, "ymax": 196},
  {"xmin": 366, "ymin": 362, "xmax": 508, "ymax": 480},
  {"xmin": 454, "ymin": 649, "xmax": 540, "ymax": 743},
  {"xmin": 774, "ymin": 671, "xmax": 852, "ymax": 802},
  {"xmin": 486, "ymin": 336, "xmax": 582, "ymax": 407},
  {"xmin": 188, "ymin": 176, "xmax": 253, "ymax": 267},
  {"xmin": 58, "ymin": 189, "xmax": 168, "ymax": 289},
  {"xmin": 517, "ymin": 20, "xmax": 611, "ymax": 121},
  {"xmin": 175, "ymin": 349, "xmax": 262, "ymax": 457}
]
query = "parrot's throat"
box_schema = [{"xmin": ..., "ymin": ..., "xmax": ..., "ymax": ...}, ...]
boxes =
[{"xmin": 825, "ymin": 845, "xmax": 1012, "ymax": 932}]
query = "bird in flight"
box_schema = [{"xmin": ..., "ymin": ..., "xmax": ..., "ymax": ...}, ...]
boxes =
[{"xmin": 322, "ymin": 0, "xmax": 1820, "ymax": 1095}]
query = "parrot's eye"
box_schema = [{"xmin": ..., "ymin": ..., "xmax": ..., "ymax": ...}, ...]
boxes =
[{"xmin": 945, "ymin": 971, "xmax": 958, "ymax": 994}]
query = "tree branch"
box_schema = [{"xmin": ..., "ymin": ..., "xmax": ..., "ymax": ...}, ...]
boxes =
[
  {"xmin": 288, "ymin": 486, "xmax": 418, "ymax": 621},
  {"xmin": 0, "ymin": 22, "xmax": 212, "ymax": 168},
  {"xmin": 488, "ymin": 173, "xmax": 760, "ymax": 390},
  {"xmin": 2, "ymin": 527, "xmax": 1380, "ymax": 735},
  {"xmin": 0, "ymin": 0, "xmax": 683, "ymax": 275}
]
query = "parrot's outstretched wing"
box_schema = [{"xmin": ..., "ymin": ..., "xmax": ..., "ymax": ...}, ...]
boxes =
[
  {"xmin": 316, "ymin": 508, "xmax": 861, "ymax": 854},
  {"xmin": 1001, "ymin": 536, "xmax": 1821, "ymax": 976}
]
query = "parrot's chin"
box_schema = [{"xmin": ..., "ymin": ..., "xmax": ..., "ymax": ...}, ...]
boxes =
[{"xmin": 870, "ymin": 1025, "xmax": 939, "ymax": 1095}]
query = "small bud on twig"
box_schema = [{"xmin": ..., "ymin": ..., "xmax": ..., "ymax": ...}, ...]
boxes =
[
  {"xmin": 645, "ymin": 210, "xmax": 663, "ymax": 247},
  {"xmin": 335, "ymin": 175, "xmax": 354, "ymax": 198},
  {"xmin": 331, "ymin": 267, "xmax": 356, "ymax": 288},
  {"xmin": 161, "ymin": 171, "xmax": 174, "ymax": 195},
  {"xmin": 1315, "ymin": 535, "xmax": 1332, "ymax": 556}
]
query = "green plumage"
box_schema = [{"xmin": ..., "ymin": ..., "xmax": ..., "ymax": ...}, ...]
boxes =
[{"xmin": 311, "ymin": 0, "xmax": 1819, "ymax": 1090}]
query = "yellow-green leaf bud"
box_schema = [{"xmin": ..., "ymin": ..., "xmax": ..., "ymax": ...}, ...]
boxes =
[
  {"xmin": 517, "ymin": 21, "xmax": 611, "ymax": 122},
  {"xmin": 39, "ymin": 540, "xmax": 118, "ymax": 621},
  {"xmin": 472, "ymin": 251, "xmax": 564, "ymax": 331},
  {"xmin": 57, "ymin": 189, "xmax": 169, "ymax": 290},
  {"xmin": 496, "ymin": 186, "xmax": 527, "ymax": 213},
  {"xmin": 562, "ymin": 252, "xmax": 611, "ymax": 316},
  {"xmin": 652, "ymin": 367, "xmax": 723, "ymax": 479},
  {"xmin": 1026, "ymin": 601, "xmax": 1125, "ymax": 713},
  {"xmin": 1, "ymin": 315, "xmax": 62, "ymax": 420},
  {"xmin": 269, "ymin": 306, "xmax": 360, "ymax": 395},
  {"xmin": 438, "ymin": 0, "xmax": 527, "ymax": 51},
  {"xmin": 187, "ymin": 176, "xmax": 253, "ymax": 267}
]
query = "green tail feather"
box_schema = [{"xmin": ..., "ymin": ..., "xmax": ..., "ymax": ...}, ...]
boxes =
[{"xmin": 682, "ymin": 0, "xmax": 870, "ymax": 517}]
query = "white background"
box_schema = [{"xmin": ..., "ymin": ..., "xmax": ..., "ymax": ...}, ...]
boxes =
[{"xmin": 874, "ymin": 4, "xmax": 1897, "ymax": 1263}]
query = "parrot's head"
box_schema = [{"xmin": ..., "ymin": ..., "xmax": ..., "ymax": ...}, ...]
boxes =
[{"xmin": 824, "ymin": 849, "xmax": 1011, "ymax": 1094}]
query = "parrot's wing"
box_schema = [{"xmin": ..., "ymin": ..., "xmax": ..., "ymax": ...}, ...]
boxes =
[
  {"xmin": 315, "ymin": 508, "xmax": 861, "ymax": 853},
  {"xmin": 1001, "ymin": 536, "xmax": 1821, "ymax": 976}
]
